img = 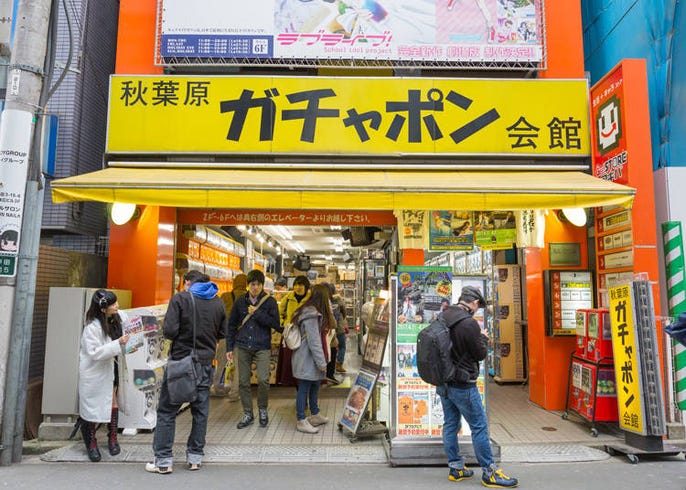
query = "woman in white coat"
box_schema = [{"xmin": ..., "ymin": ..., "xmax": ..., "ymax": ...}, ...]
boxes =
[{"xmin": 78, "ymin": 289, "xmax": 130, "ymax": 462}]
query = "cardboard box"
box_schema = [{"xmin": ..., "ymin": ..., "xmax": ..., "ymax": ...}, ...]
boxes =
[{"xmin": 495, "ymin": 265, "xmax": 521, "ymax": 304}]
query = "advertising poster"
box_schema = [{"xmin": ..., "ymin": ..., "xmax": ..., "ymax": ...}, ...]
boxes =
[
  {"xmin": 0, "ymin": 109, "xmax": 33, "ymax": 277},
  {"xmin": 340, "ymin": 369, "xmax": 376, "ymax": 433},
  {"xmin": 429, "ymin": 210, "xmax": 474, "ymax": 251},
  {"xmin": 395, "ymin": 266, "xmax": 453, "ymax": 438},
  {"xmin": 397, "ymin": 266, "xmax": 452, "ymax": 324},
  {"xmin": 159, "ymin": 0, "xmax": 544, "ymax": 65},
  {"xmin": 396, "ymin": 210, "xmax": 428, "ymax": 249},
  {"xmin": 473, "ymin": 210, "xmax": 517, "ymax": 250}
]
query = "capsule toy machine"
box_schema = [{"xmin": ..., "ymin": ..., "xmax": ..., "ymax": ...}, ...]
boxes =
[
  {"xmin": 575, "ymin": 309, "xmax": 589, "ymax": 358},
  {"xmin": 585, "ymin": 309, "xmax": 613, "ymax": 363}
]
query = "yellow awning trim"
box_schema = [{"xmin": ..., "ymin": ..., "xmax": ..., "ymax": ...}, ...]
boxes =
[{"xmin": 50, "ymin": 167, "xmax": 635, "ymax": 210}]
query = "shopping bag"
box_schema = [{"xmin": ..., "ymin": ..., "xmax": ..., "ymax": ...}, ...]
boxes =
[
  {"xmin": 166, "ymin": 355, "xmax": 198, "ymax": 404},
  {"xmin": 222, "ymin": 359, "xmax": 235, "ymax": 386}
]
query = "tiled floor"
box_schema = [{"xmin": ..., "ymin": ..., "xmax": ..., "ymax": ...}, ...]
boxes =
[{"xmin": 43, "ymin": 335, "xmax": 630, "ymax": 464}]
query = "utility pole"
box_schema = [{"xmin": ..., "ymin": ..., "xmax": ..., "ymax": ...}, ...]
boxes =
[{"xmin": 0, "ymin": 0, "xmax": 52, "ymax": 465}]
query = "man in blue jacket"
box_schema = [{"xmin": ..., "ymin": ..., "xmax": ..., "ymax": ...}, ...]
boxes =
[
  {"xmin": 227, "ymin": 269, "xmax": 281, "ymax": 429},
  {"xmin": 146, "ymin": 270, "xmax": 227, "ymax": 474}
]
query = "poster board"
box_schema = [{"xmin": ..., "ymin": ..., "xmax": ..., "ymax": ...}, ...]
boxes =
[{"xmin": 339, "ymin": 298, "xmax": 390, "ymax": 436}]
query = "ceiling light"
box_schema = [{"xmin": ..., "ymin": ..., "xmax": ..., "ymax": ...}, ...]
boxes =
[
  {"xmin": 110, "ymin": 203, "xmax": 139, "ymax": 225},
  {"xmin": 559, "ymin": 208, "xmax": 587, "ymax": 227}
]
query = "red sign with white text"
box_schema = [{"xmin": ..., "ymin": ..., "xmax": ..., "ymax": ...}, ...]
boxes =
[{"xmin": 177, "ymin": 208, "xmax": 397, "ymax": 226}]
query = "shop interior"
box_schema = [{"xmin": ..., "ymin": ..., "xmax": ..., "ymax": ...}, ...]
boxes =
[{"xmin": 154, "ymin": 216, "xmax": 611, "ymax": 450}]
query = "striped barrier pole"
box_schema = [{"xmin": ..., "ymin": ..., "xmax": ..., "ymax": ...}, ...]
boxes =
[{"xmin": 661, "ymin": 221, "xmax": 686, "ymax": 411}]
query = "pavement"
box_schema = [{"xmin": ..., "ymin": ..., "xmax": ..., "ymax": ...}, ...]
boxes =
[{"xmin": 2, "ymin": 455, "xmax": 686, "ymax": 490}]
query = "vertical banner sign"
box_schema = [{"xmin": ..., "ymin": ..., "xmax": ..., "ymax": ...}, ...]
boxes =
[
  {"xmin": 661, "ymin": 222, "xmax": 686, "ymax": 410},
  {"xmin": 591, "ymin": 65, "xmax": 628, "ymax": 184},
  {"xmin": 0, "ymin": 109, "xmax": 33, "ymax": 277},
  {"xmin": 609, "ymin": 284, "xmax": 645, "ymax": 434}
]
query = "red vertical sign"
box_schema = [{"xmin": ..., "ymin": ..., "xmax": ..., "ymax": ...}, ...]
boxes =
[{"xmin": 591, "ymin": 66, "xmax": 629, "ymax": 185}]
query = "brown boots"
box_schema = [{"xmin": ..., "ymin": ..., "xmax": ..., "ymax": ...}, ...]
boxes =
[
  {"xmin": 80, "ymin": 420, "xmax": 101, "ymax": 462},
  {"xmin": 108, "ymin": 408, "xmax": 121, "ymax": 456}
]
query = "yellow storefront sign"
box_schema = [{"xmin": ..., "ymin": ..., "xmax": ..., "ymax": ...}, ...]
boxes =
[
  {"xmin": 608, "ymin": 284, "xmax": 645, "ymax": 435},
  {"xmin": 107, "ymin": 76, "xmax": 590, "ymax": 157}
]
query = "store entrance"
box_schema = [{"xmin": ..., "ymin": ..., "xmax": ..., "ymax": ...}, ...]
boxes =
[{"xmin": 171, "ymin": 219, "xmax": 548, "ymax": 452}]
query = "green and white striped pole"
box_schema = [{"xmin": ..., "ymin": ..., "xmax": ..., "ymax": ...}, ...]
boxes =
[{"xmin": 661, "ymin": 221, "xmax": 686, "ymax": 411}]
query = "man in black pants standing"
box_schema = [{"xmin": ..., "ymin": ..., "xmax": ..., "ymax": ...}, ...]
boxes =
[{"xmin": 146, "ymin": 270, "xmax": 227, "ymax": 474}]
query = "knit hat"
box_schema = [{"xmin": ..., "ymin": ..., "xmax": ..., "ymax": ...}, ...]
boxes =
[{"xmin": 459, "ymin": 286, "xmax": 486, "ymax": 308}]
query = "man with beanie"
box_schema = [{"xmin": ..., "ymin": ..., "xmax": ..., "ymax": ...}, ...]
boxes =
[
  {"xmin": 227, "ymin": 269, "xmax": 281, "ymax": 429},
  {"xmin": 437, "ymin": 286, "xmax": 518, "ymax": 488},
  {"xmin": 146, "ymin": 270, "xmax": 227, "ymax": 474},
  {"xmin": 211, "ymin": 273, "xmax": 248, "ymax": 400}
]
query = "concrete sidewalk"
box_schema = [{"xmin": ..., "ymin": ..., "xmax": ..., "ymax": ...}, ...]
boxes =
[{"xmin": 4, "ymin": 456, "xmax": 686, "ymax": 490}]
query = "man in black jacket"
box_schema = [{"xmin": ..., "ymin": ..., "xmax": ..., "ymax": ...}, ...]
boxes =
[
  {"xmin": 227, "ymin": 269, "xmax": 281, "ymax": 429},
  {"xmin": 146, "ymin": 270, "xmax": 227, "ymax": 475},
  {"xmin": 437, "ymin": 286, "xmax": 518, "ymax": 488}
]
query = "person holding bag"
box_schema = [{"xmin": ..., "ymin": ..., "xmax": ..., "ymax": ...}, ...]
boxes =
[
  {"xmin": 290, "ymin": 284, "xmax": 336, "ymax": 434},
  {"xmin": 227, "ymin": 269, "xmax": 281, "ymax": 429},
  {"xmin": 146, "ymin": 270, "xmax": 227, "ymax": 475},
  {"xmin": 78, "ymin": 289, "xmax": 130, "ymax": 462}
]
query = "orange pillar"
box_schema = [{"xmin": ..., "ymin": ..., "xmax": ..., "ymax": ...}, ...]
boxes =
[
  {"xmin": 525, "ymin": 2, "xmax": 587, "ymax": 409},
  {"xmin": 528, "ymin": 214, "xmax": 589, "ymax": 409},
  {"xmin": 116, "ymin": 0, "xmax": 162, "ymax": 75},
  {"xmin": 108, "ymin": 206, "xmax": 176, "ymax": 307}
]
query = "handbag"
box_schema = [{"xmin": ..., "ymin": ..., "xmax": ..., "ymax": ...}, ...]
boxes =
[
  {"xmin": 282, "ymin": 321, "xmax": 302, "ymax": 350},
  {"xmin": 166, "ymin": 292, "xmax": 199, "ymax": 404}
]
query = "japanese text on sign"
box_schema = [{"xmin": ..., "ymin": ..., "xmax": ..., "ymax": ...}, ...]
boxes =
[
  {"xmin": 108, "ymin": 76, "xmax": 591, "ymax": 157},
  {"xmin": 609, "ymin": 285, "xmax": 645, "ymax": 434}
]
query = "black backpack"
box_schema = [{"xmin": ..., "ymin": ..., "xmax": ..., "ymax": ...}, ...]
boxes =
[{"xmin": 416, "ymin": 310, "xmax": 470, "ymax": 386}]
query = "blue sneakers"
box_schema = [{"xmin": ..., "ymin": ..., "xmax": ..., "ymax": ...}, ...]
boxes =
[
  {"xmin": 482, "ymin": 465, "xmax": 518, "ymax": 488},
  {"xmin": 448, "ymin": 467, "xmax": 474, "ymax": 482}
]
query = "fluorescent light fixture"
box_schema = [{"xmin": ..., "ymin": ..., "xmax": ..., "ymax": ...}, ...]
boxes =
[
  {"xmin": 264, "ymin": 225, "xmax": 293, "ymax": 240},
  {"xmin": 110, "ymin": 203, "xmax": 139, "ymax": 225},
  {"xmin": 560, "ymin": 208, "xmax": 587, "ymax": 227}
]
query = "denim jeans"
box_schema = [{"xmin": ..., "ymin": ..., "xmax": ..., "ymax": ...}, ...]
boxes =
[
  {"xmin": 436, "ymin": 384, "xmax": 494, "ymax": 472},
  {"xmin": 153, "ymin": 363, "xmax": 213, "ymax": 467},
  {"xmin": 336, "ymin": 332, "xmax": 346, "ymax": 364},
  {"xmin": 236, "ymin": 347, "xmax": 271, "ymax": 414},
  {"xmin": 296, "ymin": 379, "xmax": 321, "ymax": 421}
]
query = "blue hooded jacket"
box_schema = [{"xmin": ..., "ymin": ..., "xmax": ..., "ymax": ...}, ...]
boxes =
[{"xmin": 189, "ymin": 280, "xmax": 219, "ymax": 299}]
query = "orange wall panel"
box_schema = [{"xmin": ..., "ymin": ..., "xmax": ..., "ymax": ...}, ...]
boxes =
[
  {"xmin": 541, "ymin": 2, "xmax": 584, "ymax": 78},
  {"xmin": 527, "ymin": 212, "xmax": 588, "ymax": 410},
  {"xmin": 116, "ymin": 0, "xmax": 162, "ymax": 75},
  {"xmin": 108, "ymin": 206, "xmax": 176, "ymax": 307}
]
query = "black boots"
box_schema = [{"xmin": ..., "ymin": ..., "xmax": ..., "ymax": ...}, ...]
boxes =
[
  {"xmin": 80, "ymin": 420, "xmax": 101, "ymax": 462},
  {"xmin": 108, "ymin": 408, "xmax": 121, "ymax": 456}
]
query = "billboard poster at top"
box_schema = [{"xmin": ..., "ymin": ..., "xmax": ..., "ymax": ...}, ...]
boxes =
[{"xmin": 159, "ymin": 0, "xmax": 544, "ymax": 66}]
